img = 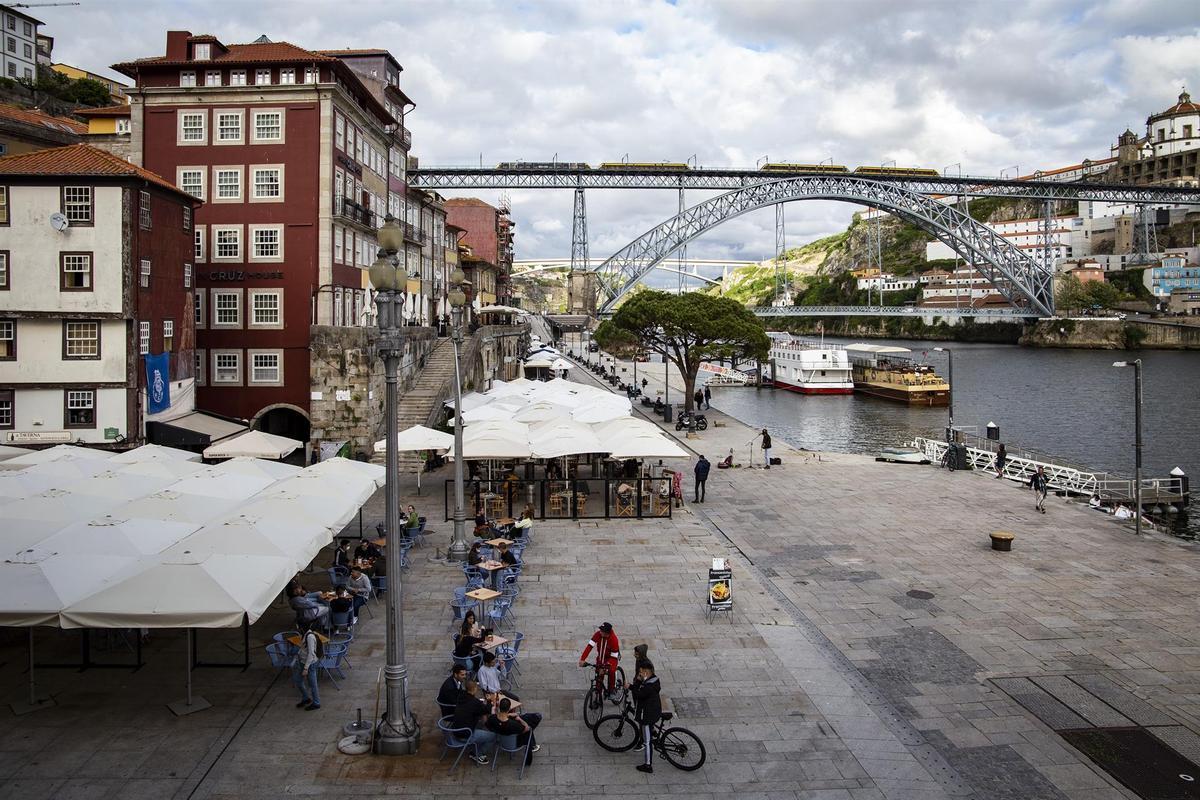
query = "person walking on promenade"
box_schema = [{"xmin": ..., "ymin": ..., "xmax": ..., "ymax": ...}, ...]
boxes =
[
  {"xmin": 1029, "ymin": 465, "xmax": 1048, "ymax": 513},
  {"xmin": 631, "ymin": 659, "xmax": 662, "ymax": 773},
  {"xmin": 703, "ymin": 385, "xmax": 712, "ymax": 409},
  {"xmin": 760, "ymin": 428, "xmax": 773, "ymax": 469},
  {"xmin": 995, "ymin": 444, "xmax": 1007, "ymax": 479},
  {"xmin": 292, "ymin": 622, "xmax": 322, "ymax": 711},
  {"xmin": 694, "ymin": 454, "xmax": 710, "ymax": 503},
  {"xmin": 693, "ymin": 389, "xmax": 703, "ymax": 409}
]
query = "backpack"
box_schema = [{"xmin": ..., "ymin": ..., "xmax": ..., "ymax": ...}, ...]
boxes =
[{"xmin": 307, "ymin": 631, "xmax": 323, "ymax": 659}]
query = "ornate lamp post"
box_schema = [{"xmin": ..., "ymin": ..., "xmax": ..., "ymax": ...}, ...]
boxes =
[
  {"xmin": 369, "ymin": 215, "xmax": 420, "ymax": 755},
  {"xmin": 1113, "ymin": 359, "xmax": 1144, "ymax": 536},
  {"xmin": 447, "ymin": 267, "xmax": 471, "ymax": 562},
  {"xmin": 934, "ymin": 346, "xmax": 953, "ymax": 441}
]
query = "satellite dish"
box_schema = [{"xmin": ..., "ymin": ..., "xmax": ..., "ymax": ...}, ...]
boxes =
[{"xmin": 49, "ymin": 212, "xmax": 69, "ymax": 233}]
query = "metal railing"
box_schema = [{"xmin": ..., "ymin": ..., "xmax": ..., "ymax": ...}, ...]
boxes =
[
  {"xmin": 403, "ymin": 221, "xmax": 426, "ymax": 244},
  {"xmin": 334, "ymin": 196, "xmax": 377, "ymax": 228},
  {"xmin": 445, "ymin": 477, "xmax": 674, "ymax": 521}
]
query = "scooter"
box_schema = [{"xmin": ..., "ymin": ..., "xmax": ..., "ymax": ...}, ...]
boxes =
[{"xmin": 675, "ymin": 412, "xmax": 708, "ymax": 431}]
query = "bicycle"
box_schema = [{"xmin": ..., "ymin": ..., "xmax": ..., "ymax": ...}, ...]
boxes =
[
  {"xmin": 581, "ymin": 660, "xmax": 626, "ymax": 729},
  {"xmin": 592, "ymin": 692, "xmax": 706, "ymax": 771}
]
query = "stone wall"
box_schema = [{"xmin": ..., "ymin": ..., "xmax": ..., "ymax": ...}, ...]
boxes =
[
  {"xmin": 309, "ymin": 325, "xmax": 437, "ymax": 459},
  {"xmin": 1019, "ymin": 318, "xmax": 1200, "ymax": 350},
  {"xmin": 470, "ymin": 323, "xmax": 529, "ymax": 389}
]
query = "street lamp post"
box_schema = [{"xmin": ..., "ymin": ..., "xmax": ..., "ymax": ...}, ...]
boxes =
[
  {"xmin": 368, "ymin": 216, "xmax": 420, "ymax": 755},
  {"xmin": 447, "ymin": 268, "xmax": 471, "ymax": 561},
  {"xmin": 933, "ymin": 346, "xmax": 953, "ymax": 440},
  {"xmin": 1113, "ymin": 359, "xmax": 1144, "ymax": 536}
]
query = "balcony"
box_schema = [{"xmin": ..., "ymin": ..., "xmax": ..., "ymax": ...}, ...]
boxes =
[
  {"xmin": 399, "ymin": 125, "xmax": 412, "ymax": 150},
  {"xmin": 403, "ymin": 221, "xmax": 426, "ymax": 245},
  {"xmin": 333, "ymin": 196, "xmax": 377, "ymax": 230}
]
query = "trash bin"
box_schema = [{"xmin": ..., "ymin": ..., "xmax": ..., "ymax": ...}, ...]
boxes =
[
  {"xmin": 948, "ymin": 443, "xmax": 971, "ymax": 470},
  {"xmin": 986, "ymin": 422, "xmax": 1000, "ymax": 441},
  {"xmin": 663, "ymin": 404, "xmax": 673, "ymax": 424}
]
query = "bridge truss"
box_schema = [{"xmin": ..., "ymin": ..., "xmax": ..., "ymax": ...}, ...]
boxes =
[
  {"xmin": 595, "ymin": 175, "xmax": 1061, "ymax": 315},
  {"xmin": 753, "ymin": 305, "xmax": 1032, "ymax": 319}
]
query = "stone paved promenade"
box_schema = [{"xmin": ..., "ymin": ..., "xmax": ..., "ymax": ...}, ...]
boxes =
[{"xmin": 3, "ymin": 362, "xmax": 1200, "ymax": 800}]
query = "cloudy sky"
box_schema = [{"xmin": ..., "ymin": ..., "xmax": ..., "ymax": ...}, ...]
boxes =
[{"xmin": 46, "ymin": 0, "xmax": 1200, "ymax": 281}]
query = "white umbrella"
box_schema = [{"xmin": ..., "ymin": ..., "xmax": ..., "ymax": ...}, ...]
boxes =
[
  {"xmin": 68, "ymin": 469, "xmax": 177, "ymax": 502},
  {"xmin": 203, "ymin": 430, "xmax": 302, "ymax": 460},
  {"xmin": 118, "ymin": 490, "xmax": 242, "ymax": 526},
  {"xmin": 1, "ymin": 444, "xmax": 113, "ymax": 469},
  {"xmin": 513, "ymin": 400, "xmax": 574, "ymax": 424},
  {"xmin": 524, "ymin": 358, "xmax": 553, "ymax": 369},
  {"xmin": 529, "ymin": 420, "xmax": 604, "ymax": 459},
  {"xmin": 593, "ymin": 417, "xmax": 661, "ymax": 440},
  {"xmin": 573, "ymin": 403, "xmax": 630, "ymax": 424},
  {"xmin": 374, "ymin": 425, "xmax": 452, "ymax": 494},
  {"xmin": 550, "ymin": 358, "xmax": 573, "ymax": 372},
  {"xmin": 448, "ymin": 421, "xmax": 531, "ymax": 460},
  {"xmin": 304, "ymin": 457, "xmax": 386, "ymax": 488},
  {"xmin": 109, "ymin": 444, "xmax": 201, "ymax": 464},
  {"xmin": 0, "ymin": 470, "xmax": 58, "ymax": 500},
  {"xmin": 444, "ymin": 392, "xmax": 495, "ymax": 412},
  {"xmin": 459, "ymin": 405, "xmax": 515, "ymax": 424},
  {"xmin": 0, "ymin": 445, "xmax": 34, "ymax": 464},
  {"xmin": 607, "ymin": 433, "xmax": 690, "ymax": 459}
]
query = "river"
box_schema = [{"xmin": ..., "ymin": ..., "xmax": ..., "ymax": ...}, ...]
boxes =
[{"xmin": 706, "ymin": 338, "xmax": 1200, "ymax": 538}]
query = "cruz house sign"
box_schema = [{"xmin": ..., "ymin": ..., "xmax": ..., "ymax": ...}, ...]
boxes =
[{"xmin": 204, "ymin": 271, "xmax": 284, "ymax": 281}]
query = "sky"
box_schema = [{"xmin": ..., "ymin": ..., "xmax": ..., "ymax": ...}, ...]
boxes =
[{"xmin": 43, "ymin": 0, "xmax": 1200, "ymax": 283}]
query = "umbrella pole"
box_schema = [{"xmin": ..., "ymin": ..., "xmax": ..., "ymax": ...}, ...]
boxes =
[
  {"xmin": 10, "ymin": 628, "xmax": 55, "ymax": 715},
  {"xmin": 168, "ymin": 629, "xmax": 211, "ymax": 716}
]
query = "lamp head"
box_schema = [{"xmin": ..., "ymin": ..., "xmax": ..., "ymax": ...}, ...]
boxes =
[
  {"xmin": 1113, "ymin": 361, "xmax": 1128, "ymax": 367},
  {"xmin": 448, "ymin": 288, "xmax": 467, "ymax": 308},
  {"xmin": 450, "ymin": 267, "xmax": 466, "ymax": 286},
  {"xmin": 377, "ymin": 215, "xmax": 404, "ymax": 253},
  {"xmin": 368, "ymin": 251, "xmax": 398, "ymax": 291}
]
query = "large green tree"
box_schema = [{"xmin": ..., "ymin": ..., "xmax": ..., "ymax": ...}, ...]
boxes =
[{"xmin": 595, "ymin": 291, "xmax": 769, "ymax": 413}]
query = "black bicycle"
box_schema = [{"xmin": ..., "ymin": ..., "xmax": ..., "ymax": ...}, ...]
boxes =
[
  {"xmin": 581, "ymin": 661, "xmax": 626, "ymax": 729},
  {"xmin": 592, "ymin": 695, "xmax": 706, "ymax": 770}
]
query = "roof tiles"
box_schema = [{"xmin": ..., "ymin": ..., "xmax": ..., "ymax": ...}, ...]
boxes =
[{"xmin": 0, "ymin": 143, "xmax": 196, "ymax": 200}]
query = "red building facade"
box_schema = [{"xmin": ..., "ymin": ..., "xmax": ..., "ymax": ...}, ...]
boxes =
[{"xmin": 115, "ymin": 32, "xmax": 411, "ymax": 445}]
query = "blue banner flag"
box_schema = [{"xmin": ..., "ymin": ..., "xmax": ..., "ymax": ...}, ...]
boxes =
[{"xmin": 146, "ymin": 352, "xmax": 171, "ymax": 415}]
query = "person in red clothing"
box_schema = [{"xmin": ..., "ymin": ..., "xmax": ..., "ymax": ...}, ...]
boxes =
[{"xmin": 578, "ymin": 622, "xmax": 621, "ymax": 700}]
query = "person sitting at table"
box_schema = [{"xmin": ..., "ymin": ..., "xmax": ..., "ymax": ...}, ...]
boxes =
[
  {"xmin": 455, "ymin": 625, "xmax": 490, "ymax": 672},
  {"xmin": 485, "ymin": 697, "xmax": 542, "ymax": 766},
  {"xmin": 405, "ymin": 504, "xmax": 420, "ymax": 532},
  {"xmin": 468, "ymin": 542, "xmax": 485, "ymax": 566},
  {"xmin": 460, "ymin": 611, "xmax": 481, "ymax": 640},
  {"xmin": 545, "ymin": 460, "xmax": 562, "ymax": 481},
  {"xmin": 475, "ymin": 505, "xmax": 488, "ymax": 528},
  {"xmin": 497, "ymin": 541, "xmax": 519, "ymax": 568},
  {"xmin": 347, "ymin": 567, "xmax": 373, "ymax": 615},
  {"xmin": 329, "ymin": 589, "xmax": 354, "ymax": 631},
  {"xmin": 288, "ymin": 584, "xmax": 328, "ymax": 628},
  {"xmin": 616, "ymin": 482, "xmax": 635, "ymax": 499},
  {"xmin": 477, "ymin": 651, "xmax": 504, "ymax": 695},
  {"xmin": 332, "ymin": 539, "xmax": 352, "ymax": 570},
  {"xmin": 371, "ymin": 555, "xmax": 387, "ymax": 581},
  {"xmin": 450, "ymin": 682, "xmax": 493, "ymax": 765},
  {"xmin": 513, "ymin": 508, "xmax": 534, "ymax": 532},
  {"xmin": 438, "ymin": 664, "xmax": 469, "ymax": 719},
  {"xmin": 354, "ymin": 539, "xmax": 381, "ymax": 562}
]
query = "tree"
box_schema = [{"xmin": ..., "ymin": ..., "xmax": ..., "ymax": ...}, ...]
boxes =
[{"xmin": 595, "ymin": 291, "xmax": 769, "ymax": 414}]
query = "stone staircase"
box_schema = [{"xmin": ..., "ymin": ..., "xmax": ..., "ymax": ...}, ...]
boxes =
[{"xmin": 392, "ymin": 337, "xmax": 459, "ymax": 475}]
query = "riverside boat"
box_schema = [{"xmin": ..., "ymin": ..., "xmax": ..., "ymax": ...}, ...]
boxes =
[
  {"xmin": 768, "ymin": 336, "xmax": 854, "ymax": 394},
  {"xmin": 845, "ymin": 344, "xmax": 950, "ymax": 406}
]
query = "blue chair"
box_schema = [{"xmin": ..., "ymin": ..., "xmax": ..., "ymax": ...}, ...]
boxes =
[
  {"xmin": 373, "ymin": 575, "xmax": 388, "ymax": 594},
  {"xmin": 318, "ymin": 642, "xmax": 348, "ymax": 689},
  {"xmin": 330, "ymin": 608, "xmax": 353, "ymax": 633},
  {"xmin": 272, "ymin": 631, "xmax": 298, "ymax": 656},
  {"xmin": 405, "ymin": 526, "xmax": 423, "ymax": 548},
  {"xmin": 330, "ymin": 631, "xmax": 354, "ymax": 669},
  {"xmin": 437, "ymin": 716, "xmax": 479, "ymax": 772},
  {"xmin": 328, "ymin": 566, "xmax": 349, "ymax": 589},
  {"xmin": 452, "ymin": 652, "xmax": 480, "ymax": 676},
  {"xmin": 495, "ymin": 632, "xmax": 523, "ymax": 675},
  {"xmin": 491, "ymin": 733, "xmax": 532, "ymax": 779},
  {"xmin": 485, "ymin": 597, "xmax": 514, "ymax": 629},
  {"xmin": 264, "ymin": 642, "xmax": 291, "ymax": 672},
  {"xmin": 449, "ymin": 600, "xmax": 478, "ymax": 630}
]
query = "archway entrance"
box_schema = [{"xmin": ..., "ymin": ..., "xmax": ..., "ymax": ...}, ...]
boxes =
[{"xmin": 253, "ymin": 405, "xmax": 311, "ymax": 447}]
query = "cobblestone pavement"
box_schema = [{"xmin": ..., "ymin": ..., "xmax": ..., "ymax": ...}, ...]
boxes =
[{"xmin": 3, "ymin": 359, "xmax": 1199, "ymax": 799}]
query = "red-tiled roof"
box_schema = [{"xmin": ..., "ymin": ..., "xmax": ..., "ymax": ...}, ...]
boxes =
[
  {"xmin": 0, "ymin": 104, "xmax": 86, "ymax": 135},
  {"xmin": 316, "ymin": 48, "xmax": 391, "ymax": 57},
  {"xmin": 73, "ymin": 104, "xmax": 131, "ymax": 118},
  {"xmin": 0, "ymin": 144, "xmax": 197, "ymax": 201},
  {"xmin": 1148, "ymin": 90, "xmax": 1200, "ymax": 122},
  {"xmin": 113, "ymin": 40, "xmax": 339, "ymax": 75}
]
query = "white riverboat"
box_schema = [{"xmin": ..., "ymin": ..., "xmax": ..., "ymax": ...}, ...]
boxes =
[{"xmin": 768, "ymin": 335, "xmax": 854, "ymax": 395}]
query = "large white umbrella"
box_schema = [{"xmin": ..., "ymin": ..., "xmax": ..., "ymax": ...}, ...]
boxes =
[
  {"xmin": 593, "ymin": 417, "xmax": 661, "ymax": 440},
  {"xmin": 444, "ymin": 392, "xmax": 495, "ymax": 412},
  {"xmin": 305, "ymin": 457, "xmax": 386, "ymax": 489},
  {"xmin": 513, "ymin": 400, "xmax": 574, "ymax": 425},
  {"xmin": 117, "ymin": 490, "xmax": 243, "ymax": 526},
  {"xmin": 524, "ymin": 358, "xmax": 553, "ymax": 369},
  {"xmin": 550, "ymin": 358, "xmax": 573, "ymax": 372},
  {"xmin": 67, "ymin": 469, "xmax": 177, "ymax": 502},
  {"xmin": 0, "ymin": 470, "xmax": 58, "ymax": 500},
  {"xmin": 109, "ymin": 444, "xmax": 201, "ymax": 464},
  {"xmin": 0, "ymin": 445, "xmax": 34, "ymax": 464},
  {"xmin": 460, "ymin": 405, "xmax": 515, "ymax": 424},
  {"xmin": 1, "ymin": 444, "xmax": 113, "ymax": 469},
  {"xmin": 203, "ymin": 430, "xmax": 302, "ymax": 460},
  {"xmin": 448, "ymin": 421, "xmax": 531, "ymax": 460},
  {"xmin": 607, "ymin": 433, "xmax": 690, "ymax": 459},
  {"xmin": 529, "ymin": 420, "xmax": 604, "ymax": 459},
  {"xmin": 374, "ymin": 425, "xmax": 453, "ymax": 494}
]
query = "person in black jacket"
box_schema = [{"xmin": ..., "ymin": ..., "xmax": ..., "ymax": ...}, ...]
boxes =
[
  {"xmin": 760, "ymin": 429, "xmax": 773, "ymax": 469},
  {"xmin": 437, "ymin": 664, "xmax": 469, "ymax": 718},
  {"xmin": 693, "ymin": 455, "xmax": 710, "ymax": 503},
  {"xmin": 630, "ymin": 659, "xmax": 662, "ymax": 773}
]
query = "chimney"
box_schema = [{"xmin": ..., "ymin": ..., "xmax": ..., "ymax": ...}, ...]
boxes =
[{"xmin": 166, "ymin": 30, "xmax": 192, "ymax": 61}]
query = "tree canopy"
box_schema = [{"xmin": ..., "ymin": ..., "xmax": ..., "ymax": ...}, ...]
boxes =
[
  {"xmin": 1055, "ymin": 274, "xmax": 1127, "ymax": 312},
  {"xmin": 595, "ymin": 291, "xmax": 769, "ymax": 411}
]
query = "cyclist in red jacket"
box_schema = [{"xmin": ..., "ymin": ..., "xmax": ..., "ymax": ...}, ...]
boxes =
[{"xmin": 578, "ymin": 622, "xmax": 621, "ymax": 700}]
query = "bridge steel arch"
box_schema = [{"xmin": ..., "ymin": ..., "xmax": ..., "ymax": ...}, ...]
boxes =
[{"xmin": 595, "ymin": 176, "xmax": 1056, "ymax": 316}]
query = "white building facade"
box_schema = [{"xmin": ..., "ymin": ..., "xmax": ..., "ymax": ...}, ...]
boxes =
[{"xmin": 0, "ymin": 5, "xmax": 39, "ymax": 82}]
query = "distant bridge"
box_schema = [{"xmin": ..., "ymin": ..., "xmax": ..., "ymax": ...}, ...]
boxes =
[{"xmin": 751, "ymin": 305, "xmax": 1034, "ymax": 319}]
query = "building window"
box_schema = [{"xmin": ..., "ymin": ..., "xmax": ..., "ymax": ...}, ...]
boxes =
[
  {"xmin": 194, "ymin": 289, "xmax": 205, "ymax": 328},
  {"xmin": 22, "ymin": 43, "xmax": 30, "ymax": 58},
  {"xmin": 139, "ymin": 320, "xmax": 150, "ymax": 354},
  {"xmin": 64, "ymin": 320, "xmax": 100, "ymax": 359},
  {"xmin": 0, "ymin": 250, "xmax": 8, "ymax": 289},
  {"xmin": 1186, "ymin": 124, "xmax": 1194, "ymax": 139},
  {"xmin": 335, "ymin": 112, "xmax": 344, "ymax": 150},
  {"xmin": 62, "ymin": 186, "xmax": 92, "ymax": 224},
  {"xmin": 249, "ymin": 289, "xmax": 282, "ymax": 327},
  {"xmin": 163, "ymin": 319, "xmax": 174, "ymax": 352},
  {"xmin": 6, "ymin": 36, "xmax": 14, "ymax": 52},
  {"xmin": 139, "ymin": 190, "xmax": 151, "ymax": 229},
  {"xmin": 4, "ymin": 16, "xmax": 11, "ymax": 30},
  {"xmin": 205, "ymin": 70, "xmax": 221, "ymax": 87},
  {"xmin": 6, "ymin": 64, "xmax": 13, "ymax": 78},
  {"xmin": 213, "ymin": 290, "xmax": 241, "ymax": 327},
  {"xmin": 251, "ymin": 166, "xmax": 281, "ymax": 199},
  {"xmin": 194, "ymin": 349, "xmax": 206, "ymax": 386},
  {"xmin": 255, "ymin": 68, "xmax": 271, "ymax": 85},
  {"xmin": 215, "ymin": 168, "xmax": 241, "ymax": 200},
  {"xmin": 60, "ymin": 252, "xmax": 92, "ymax": 290},
  {"xmin": 333, "ymin": 288, "xmax": 344, "ymax": 326},
  {"xmin": 180, "ymin": 111, "xmax": 205, "ymax": 143},
  {"xmin": 179, "ymin": 168, "xmax": 204, "ymax": 200},
  {"xmin": 304, "ymin": 66, "xmax": 318, "ymax": 84},
  {"xmin": 0, "ymin": 186, "xmax": 8, "ymax": 224},
  {"xmin": 214, "ymin": 226, "xmax": 241, "ymax": 260},
  {"xmin": 193, "ymin": 43, "xmax": 212, "ymax": 60},
  {"xmin": 180, "ymin": 70, "xmax": 196, "ymax": 87},
  {"xmin": 345, "ymin": 291, "xmax": 353, "ymax": 326},
  {"xmin": 213, "ymin": 351, "xmax": 241, "ymax": 384},
  {"xmin": 250, "ymin": 351, "xmax": 282, "ymax": 384},
  {"xmin": 0, "ymin": 389, "xmax": 11, "ymax": 430},
  {"xmin": 182, "ymin": 262, "xmax": 192, "ymax": 289},
  {"xmin": 183, "ymin": 205, "xmax": 192, "ymax": 232},
  {"xmin": 333, "ymin": 224, "xmax": 343, "ymax": 263},
  {"xmin": 216, "ymin": 111, "xmax": 242, "ymax": 142},
  {"xmin": 194, "ymin": 225, "xmax": 206, "ymax": 262},
  {"xmin": 139, "ymin": 258, "xmax": 151, "ymax": 288},
  {"xmin": 64, "ymin": 390, "xmax": 96, "ymax": 429},
  {"xmin": 0, "ymin": 319, "xmax": 13, "ymax": 360},
  {"xmin": 251, "ymin": 226, "xmax": 281, "ymax": 260},
  {"xmin": 252, "ymin": 110, "xmax": 282, "ymax": 142},
  {"xmin": 279, "ymin": 68, "xmax": 295, "ymax": 84},
  {"xmin": 230, "ymin": 69, "xmax": 247, "ymax": 86}
]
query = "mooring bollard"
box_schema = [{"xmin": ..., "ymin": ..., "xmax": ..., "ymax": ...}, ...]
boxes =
[{"xmin": 990, "ymin": 531, "xmax": 1014, "ymax": 552}]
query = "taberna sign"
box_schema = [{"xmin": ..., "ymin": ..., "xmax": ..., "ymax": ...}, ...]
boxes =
[{"xmin": 145, "ymin": 352, "xmax": 171, "ymax": 415}]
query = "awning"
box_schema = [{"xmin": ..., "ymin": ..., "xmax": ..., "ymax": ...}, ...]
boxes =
[
  {"xmin": 374, "ymin": 424, "xmax": 454, "ymax": 453},
  {"xmin": 146, "ymin": 411, "xmax": 248, "ymax": 450},
  {"xmin": 203, "ymin": 430, "xmax": 302, "ymax": 460}
]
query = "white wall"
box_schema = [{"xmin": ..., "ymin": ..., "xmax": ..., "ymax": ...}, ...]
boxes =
[
  {"xmin": 0, "ymin": 318, "xmax": 127, "ymax": 384},
  {"xmin": 6, "ymin": 387, "xmax": 127, "ymax": 445},
  {"xmin": 0, "ymin": 185, "xmax": 125, "ymax": 314}
]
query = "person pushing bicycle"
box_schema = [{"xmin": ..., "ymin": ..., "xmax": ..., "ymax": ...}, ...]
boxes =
[
  {"xmin": 579, "ymin": 622, "xmax": 621, "ymax": 701},
  {"xmin": 631, "ymin": 658, "xmax": 662, "ymax": 773}
]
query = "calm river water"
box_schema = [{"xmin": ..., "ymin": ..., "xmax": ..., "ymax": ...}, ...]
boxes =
[{"xmin": 707, "ymin": 338, "xmax": 1200, "ymax": 538}]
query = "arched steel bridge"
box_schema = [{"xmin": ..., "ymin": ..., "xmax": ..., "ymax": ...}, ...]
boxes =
[
  {"xmin": 594, "ymin": 175, "xmax": 1062, "ymax": 315},
  {"xmin": 753, "ymin": 305, "xmax": 1033, "ymax": 319}
]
